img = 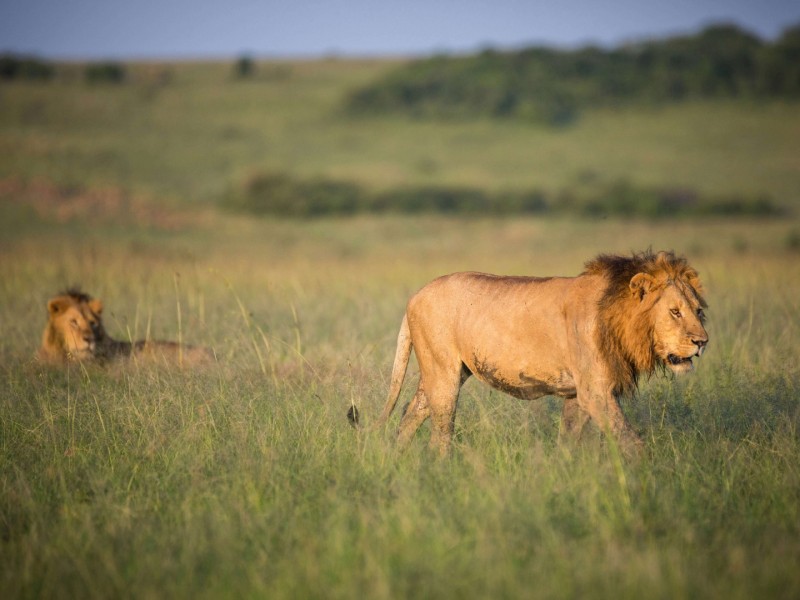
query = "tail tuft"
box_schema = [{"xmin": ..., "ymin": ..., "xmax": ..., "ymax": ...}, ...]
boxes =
[{"xmin": 346, "ymin": 405, "xmax": 360, "ymax": 428}]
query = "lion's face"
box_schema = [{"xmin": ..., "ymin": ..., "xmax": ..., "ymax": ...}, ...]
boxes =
[
  {"xmin": 647, "ymin": 282, "xmax": 708, "ymax": 374},
  {"xmin": 46, "ymin": 295, "xmax": 105, "ymax": 360}
]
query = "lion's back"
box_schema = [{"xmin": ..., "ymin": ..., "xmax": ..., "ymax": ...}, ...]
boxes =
[
  {"xmin": 408, "ymin": 271, "xmax": 586, "ymax": 321},
  {"xmin": 406, "ymin": 271, "xmax": 597, "ymax": 357}
]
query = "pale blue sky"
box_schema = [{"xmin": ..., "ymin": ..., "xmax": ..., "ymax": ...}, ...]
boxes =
[{"xmin": 2, "ymin": 0, "xmax": 799, "ymax": 59}]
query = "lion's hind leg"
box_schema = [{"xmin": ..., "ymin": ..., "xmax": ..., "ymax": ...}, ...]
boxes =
[
  {"xmin": 396, "ymin": 367, "xmax": 464, "ymax": 457},
  {"xmin": 397, "ymin": 383, "xmax": 430, "ymax": 448},
  {"xmin": 398, "ymin": 311, "xmax": 464, "ymax": 456},
  {"xmin": 421, "ymin": 369, "xmax": 465, "ymax": 457}
]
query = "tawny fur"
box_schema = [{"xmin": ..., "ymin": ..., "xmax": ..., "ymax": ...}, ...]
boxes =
[
  {"xmin": 371, "ymin": 250, "xmax": 708, "ymax": 456},
  {"xmin": 38, "ymin": 288, "xmax": 214, "ymax": 366}
]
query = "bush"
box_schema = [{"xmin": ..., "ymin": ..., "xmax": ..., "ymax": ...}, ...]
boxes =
[
  {"xmin": 372, "ymin": 186, "xmax": 492, "ymax": 214},
  {"xmin": 554, "ymin": 180, "xmax": 783, "ymax": 219},
  {"xmin": 224, "ymin": 171, "xmax": 363, "ymax": 217},
  {"xmin": 234, "ymin": 55, "xmax": 255, "ymax": 79},
  {"xmin": 786, "ymin": 229, "xmax": 800, "ymax": 252},
  {"xmin": 85, "ymin": 62, "xmax": 126, "ymax": 84}
]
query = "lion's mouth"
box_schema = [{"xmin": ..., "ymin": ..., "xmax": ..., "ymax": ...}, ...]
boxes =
[
  {"xmin": 667, "ymin": 353, "xmax": 691, "ymax": 365},
  {"xmin": 667, "ymin": 354, "xmax": 694, "ymax": 368},
  {"xmin": 68, "ymin": 343, "xmax": 96, "ymax": 360}
]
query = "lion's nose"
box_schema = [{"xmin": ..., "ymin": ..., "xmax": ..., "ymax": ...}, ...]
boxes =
[{"xmin": 692, "ymin": 336, "xmax": 708, "ymax": 355}]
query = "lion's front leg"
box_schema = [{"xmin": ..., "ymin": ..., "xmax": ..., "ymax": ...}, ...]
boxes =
[
  {"xmin": 559, "ymin": 396, "xmax": 589, "ymax": 440},
  {"xmin": 578, "ymin": 386, "xmax": 643, "ymax": 456}
]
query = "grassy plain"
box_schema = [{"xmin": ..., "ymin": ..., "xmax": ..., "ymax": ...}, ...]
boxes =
[
  {"xmin": 1, "ymin": 59, "xmax": 799, "ymax": 598},
  {"xmin": 2, "ymin": 59, "xmax": 800, "ymax": 205}
]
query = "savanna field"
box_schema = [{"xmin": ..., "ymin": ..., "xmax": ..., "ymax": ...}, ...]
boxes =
[{"xmin": 1, "ymin": 56, "xmax": 799, "ymax": 598}]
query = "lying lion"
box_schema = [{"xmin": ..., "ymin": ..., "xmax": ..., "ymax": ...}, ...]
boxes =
[
  {"xmin": 38, "ymin": 288, "xmax": 214, "ymax": 365},
  {"xmin": 366, "ymin": 250, "xmax": 708, "ymax": 455}
]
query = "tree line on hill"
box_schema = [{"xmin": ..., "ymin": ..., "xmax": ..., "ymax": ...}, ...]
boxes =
[
  {"xmin": 0, "ymin": 53, "xmax": 283, "ymax": 84},
  {"xmin": 344, "ymin": 23, "xmax": 800, "ymax": 124},
  {"xmin": 0, "ymin": 55, "xmax": 127, "ymax": 83}
]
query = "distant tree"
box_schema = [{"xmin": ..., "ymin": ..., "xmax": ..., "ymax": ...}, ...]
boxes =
[
  {"xmin": 758, "ymin": 24, "xmax": 800, "ymax": 95},
  {"xmin": 234, "ymin": 55, "xmax": 255, "ymax": 78}
]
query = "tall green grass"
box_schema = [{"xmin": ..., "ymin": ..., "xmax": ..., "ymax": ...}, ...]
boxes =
[
  {"xmin": 2, "ymin": 55, "xmax": 799, "ymax": 599},
  {"xmin": 1, "ymin": 213, "xmax": 798, "ymax": 598}
]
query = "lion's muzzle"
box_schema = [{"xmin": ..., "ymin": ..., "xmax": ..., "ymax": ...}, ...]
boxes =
[
  {"xmin": 692, "ymin": 336, "xmax": 708, "ymax": 356},
  {"xmin": 666, "ymin": 333, "xmax": 707, "ymax": 372}
]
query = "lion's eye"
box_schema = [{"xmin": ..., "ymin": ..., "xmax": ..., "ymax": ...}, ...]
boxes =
[
  {"xmin": 670, "ymin": 309, "xmax": 682, "ymax": 318},
  {"xmin": 697, "ymin": 309, "xmax": 705, "ymax": 320},
  {"xmin": 70, "ymin": 319, "xmax": 79, "ymax": 328}
]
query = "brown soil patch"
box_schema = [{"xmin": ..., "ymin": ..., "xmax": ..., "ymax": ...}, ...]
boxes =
[{"xmin": 0, "ymin": 177, "xmax": 212, "ymax": 230}]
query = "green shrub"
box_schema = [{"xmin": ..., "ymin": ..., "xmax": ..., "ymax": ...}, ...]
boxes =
[
  {"xmin": 372, "ymin": 186, "xmax": 492, "ymax": 213},
  {"xmin": 555, "ymin": 180, "xmax": 782, "ymax": 219},
  {"xmin": 786, "ymin": 229, "xmax": 800, "ymax": 251},
  {"xmin": 85, "ymin": 62, "xmax": 126, "ymax": 84},
  {"xmin": 234, "ymin": 55, "xmax": 255, "ymax": 79},
  {"xmin": 224, "ymin": 171, "xmax": 363, "ymax": 217}
]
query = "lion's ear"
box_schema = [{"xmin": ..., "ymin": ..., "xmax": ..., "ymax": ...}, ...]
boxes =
[
  {"xmin": 47, "ymin": 297, "xmax": 70, "ymax": 315},
  {"xmin": 629, "ymin": 273, "xmax": 655, "ymax": 300},
  {"xmin": 89, "ymin": 298, "xmax": 104, "ymax": 315}
]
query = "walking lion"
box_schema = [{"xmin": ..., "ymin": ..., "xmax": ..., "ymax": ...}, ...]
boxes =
[{"xmin": 370, "ymin": 250, "xmax": 708, "ymax": 455}]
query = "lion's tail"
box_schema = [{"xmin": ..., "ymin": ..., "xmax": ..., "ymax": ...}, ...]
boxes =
[
  {"xmin": 376, "ymin": 314, "xmax": 412, "ymax": 427},
  {"xmin": 348, "ymin": 314, "xmax": 412, "ymax": 430}
]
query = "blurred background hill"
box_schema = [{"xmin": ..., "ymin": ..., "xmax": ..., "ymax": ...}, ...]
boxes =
[
  {"xmin": 2, "ymin": 21, "xmax": 799, "ymax": 221},
  {"xmin": 2, "ymin": 1, "xmax": 799, "ymax": 220}
]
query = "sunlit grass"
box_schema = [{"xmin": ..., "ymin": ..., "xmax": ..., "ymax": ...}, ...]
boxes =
[
  {"xmin": 1, "ymin": 211, "xmax": 799, "ymax": 598},
  {"xmin": 1, "ymin": 57, "xmax": 799, "ymax": 599}
]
